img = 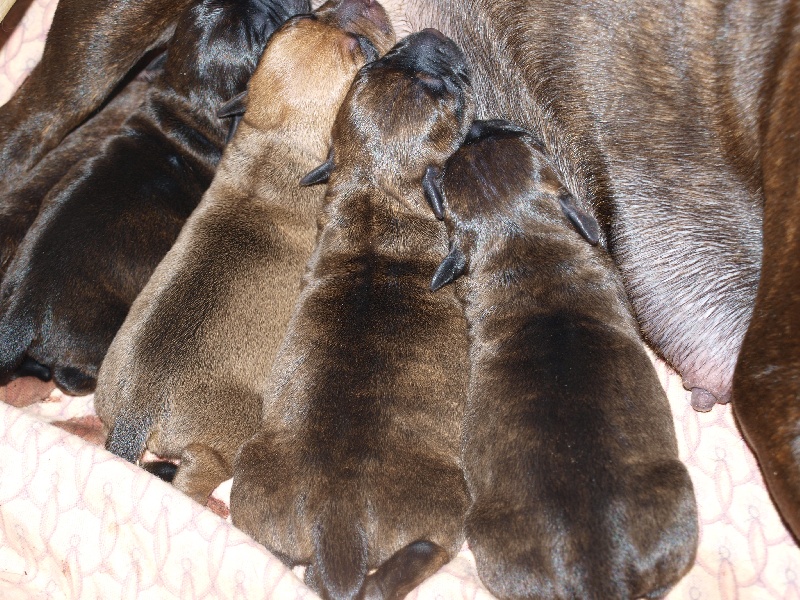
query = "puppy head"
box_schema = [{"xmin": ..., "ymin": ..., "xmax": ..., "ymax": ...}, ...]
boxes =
[
  {"xmin": 308, "ymin": 29, "xmax": 475, "ymax": 201},
  {"xmin": 238, "ymin": 0, "xmax": 395, "ymax": 153},
  {"xmin": 164, "ymin": 0, "xmax": 308, "ymax": 102},
  {"xmin": 430, "ymin": 120, "xmax": 600, "ymax": 291}
]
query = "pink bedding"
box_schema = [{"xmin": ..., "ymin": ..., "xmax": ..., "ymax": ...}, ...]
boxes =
[{"xmin": 0, "ymin": 2, "xmax": 798, "ymax": 598}]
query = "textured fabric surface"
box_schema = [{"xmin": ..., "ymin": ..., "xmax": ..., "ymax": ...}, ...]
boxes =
[{"xmin": 1, "ymin": 1, "xmax": 799, "ymax": 598}]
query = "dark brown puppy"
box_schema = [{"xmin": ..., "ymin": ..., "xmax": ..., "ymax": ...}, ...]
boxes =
[
  {"xmin": 231, "ymin": 29, "xmax": 475, "ymax": 600},
  {"xmin": 0, "ymin": 57, "xmax": 159, "ymax": 283},
  {"xmin": 0, "ymin": 0, "xmax": 306, "ymax": 395},
  {"xmin": 429, "ymin": 120, "xmax": 698, "ymax": 600},
  {"xmin": 94, "ymin": 0, "xmax": 395, "ymax": 505}
]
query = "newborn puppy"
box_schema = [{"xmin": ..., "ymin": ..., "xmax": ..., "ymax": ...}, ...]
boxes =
[
  {"xmin": 0, "ymin": 57, "xmax": 160, "ymax": 282},
  {"xmin": 94, "ymin": 0, "xmax": 395, "ymax": 505},
  {"xmin": 232, "ymin": 29, "xmax": 475, "ymax": 600},
  {"xmin": 429, "ymin": 120, "xmax": 698, "ymax": 600},
  {"xmin": 0, "ymin": 0, "xmax": 306, "ymax": 394}
]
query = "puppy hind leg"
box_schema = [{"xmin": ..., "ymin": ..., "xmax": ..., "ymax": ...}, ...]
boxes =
[
  {"xmin": 142, "ymin": 460, "xmax": 178, "ymax": 482},
  {"xmin": 11, "ymin": 356, "xmax": 51, "ymax": 382},
  {"xmin": 52, "ymin": 365, "xmax": 96, "ymax": 395},
  {"xmin": 357, "ymin": 540, "xmax": 450, "ymax": 600},
  {"xmin": 171, "ymin": 443, "xmax": 231, "ymax": 506}
]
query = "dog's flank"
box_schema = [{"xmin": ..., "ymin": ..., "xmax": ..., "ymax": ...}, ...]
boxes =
[
  {"xmin": 430, "ymin": 121, "xmax": 698, "ymax": 599},
  {"xmin": 0, "ymin": 0, "xmax": 194, "ymax": 180},
  {"xmin": 0, "ymin": 0, "xmax": 304, "ymax": 395},
  {"xmin": 95, "ymin": 0, "xmax": 394, "ymax": 505},
  {"xmin": 231, "ymin": 29, "xmax": 475, "ymax": 599}
]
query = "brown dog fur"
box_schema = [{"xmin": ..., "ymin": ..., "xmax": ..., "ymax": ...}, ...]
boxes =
[
  {"xmin": 94, "ymin": 0, "xmax": 395, "ymax": 505},
  {"xmin": 429, "ymin": 120, "xmax": 698, "ymax": 600},
  {"xmin": 0, "ymin": 58, "xmax": 159, "ymax": 281},
  {"xmin": 231, "ymin": 29, "xmax": 475, "ymax": 600},
  {"xmin": 0, "ymin": 0, "xmax": 194, "ymax": 180},
  {"xmin": 378, "ymin": 0, "xmax": 800, "ymax": 548},
  {"xmin": 0, "ymin": 0, "xmax": 303, "ymax": 395}
]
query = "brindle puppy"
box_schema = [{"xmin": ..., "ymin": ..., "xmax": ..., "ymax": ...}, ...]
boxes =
[
  {"xmin": 0, "ymin": 0, "xmax": 306, "ymax": 395},
  {"xmin": 429, "ymin": 120, "xmax": 698, "ymax": 600},
  {"xmin": 0, "ymin": 56, "xmax": 160, "ymax": 283},
  {"xmin": 231, "ymin": 29, "xmax": 475, "ymax": 600},
  {"xmin": 94, "ymin": 0, "xmax": 395, "ymax": 505}
]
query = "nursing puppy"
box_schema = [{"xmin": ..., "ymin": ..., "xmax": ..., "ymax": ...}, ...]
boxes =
[
  {"xmin": 429, "ymin": 120, "xmax": 698, "ymax": 600},
  {"xmin": 0, "ymin": 0, "xmax": 306, "ymax": 394},
  {"xmin": 94, "ymin": 0, "xmax": 395, "ymax": 505},
  {"xmin": 232, "ymin": 29, "xmax": 475, "ymax": 600},
  {"xmin": 0, "ymin": 59, "xmax": 159, "ymax": 283}
]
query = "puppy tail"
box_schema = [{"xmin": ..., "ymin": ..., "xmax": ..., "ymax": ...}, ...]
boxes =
[
  {"xmin": 358, "ymin": 540, "xmax": 450, "ymax": 600},
  {"xmin": 310, "ymin": 502, "xmax": 369, "ymax": 600},
  {"xmin": 0, "ymin": 311, "xmax": 34, "ymax": 381},
  {"xmin": 105, "ymin": 410, "xmax": 153, "ymax": 464}
]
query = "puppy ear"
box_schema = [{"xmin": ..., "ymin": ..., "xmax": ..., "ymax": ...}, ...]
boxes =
[
  {"xmin": 423, "ymin": 165, "xmax": 445, "ymax": 220},
  {"xmin": 466, "ymin": 119, "xmax": 528, "ymax": 144},
  {"xmin": 559, "ymin": 193, "xmax": 600, "ymax": 245},
  {"xmin": 431, "ymin": 243, "xmax": 467, "ymax": 291},
  {"xmin": 218, "ymin": 91, "xmax": 248, "ymax": 118},
  {"xmin": 300, "ymin": 148, "xmax": 335, "ymax": 186}
]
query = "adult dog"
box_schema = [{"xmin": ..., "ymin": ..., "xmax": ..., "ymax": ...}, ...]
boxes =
[
  {"xmin": 95, "ymin": 0, "xmax": 395, "ymax": 505},
  {"xmin": 1, "ymin": 0, "xmax": 798, "ymax": 594},
  {"xmin": 430, "ymin": 119, "xmax": 698, "ymax": 599},
  {"xmin": 0, "ymin": 0, "xmax": 305, "ymax": 394},
  {"xmin": 231, "ymin": 28, "xmax": 474, "ymax": 600}
]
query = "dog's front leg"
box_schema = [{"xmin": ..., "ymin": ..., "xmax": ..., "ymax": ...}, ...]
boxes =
[{"xmin": 0, "ymin": 0, "xmax": 193, "ymax": 179}]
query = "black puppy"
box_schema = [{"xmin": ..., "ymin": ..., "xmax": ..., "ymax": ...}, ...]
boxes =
[
  {"xmin": 429, "ymin": 120, "xmax": 698, "ymax": 599},
  {"xmin": 0, "ymin": 0, "xmax": 308, "ymax": 394},
  {"xmin": 232, "ymin": 29, "xmax": 475, "ymax": 600},
  {"xmin": 0, "ymin": 58, "xmax": 158, "ymax": 283}
]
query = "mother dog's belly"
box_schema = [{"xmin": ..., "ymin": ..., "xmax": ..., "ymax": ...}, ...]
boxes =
[{"xmin": 611, "ymin": 190, "xmax": 761, "ymax": 409}]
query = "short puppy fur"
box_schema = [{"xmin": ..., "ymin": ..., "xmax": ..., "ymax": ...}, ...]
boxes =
[
  {"xmin": 94, "ymin": 0, "xmax": 395, "ymax": 505},
  {"xmin": 430, "ymin": 121, "xmax": 698, "ymax": 600},
  {"xmin": 0, "ymin": 0, "xmax": 193, "ymax": 181},
  {"xmin": 0, "ymin": 0, "xmax": 305, "ymax": 394},
  {"xmin": 0, "ymin": 58, "xmax": 160, "ymax": 283},
  {"xmin": 232, "ymin": 29, "xmax": 475, "ymax": 600}
]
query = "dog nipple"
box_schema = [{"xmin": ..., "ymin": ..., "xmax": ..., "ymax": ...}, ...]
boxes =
[{"xmin": 690, "ymin": 387, "xmax": 717, "ymax": 412}]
